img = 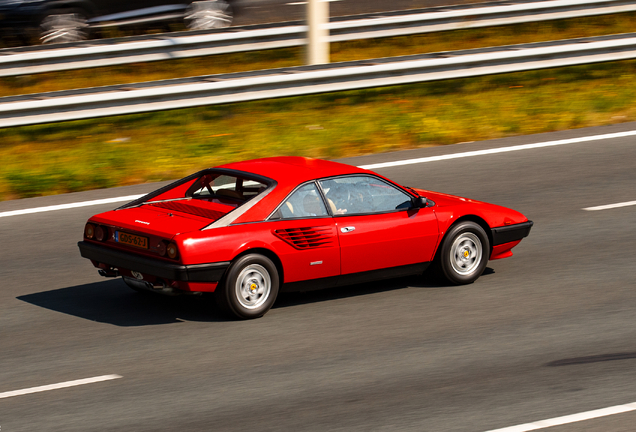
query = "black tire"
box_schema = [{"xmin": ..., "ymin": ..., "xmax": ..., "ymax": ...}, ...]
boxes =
[
  {"xmin": 216, "ymin": 254, "xmax": 279, "ymax": 319},
  {"xmin": 39, "ymin": 8, "xmax": 89, "ymax": 44},
  {"xmin": 434, "ymin": 221, "xmax": 490, "ymax": 285},
  {"xmin": 185, "ymin": 0, "xmax": 233, "ymax": 30}
]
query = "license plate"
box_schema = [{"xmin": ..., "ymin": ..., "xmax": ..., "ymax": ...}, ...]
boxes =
[{"xmin": 115, "ymin": 231, "xmax": 149, "ymax": 249}]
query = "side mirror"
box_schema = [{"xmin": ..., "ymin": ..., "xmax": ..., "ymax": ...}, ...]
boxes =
[{"xmin": 411, "ymin": 196, "xmax": 428, "ymax": 208}]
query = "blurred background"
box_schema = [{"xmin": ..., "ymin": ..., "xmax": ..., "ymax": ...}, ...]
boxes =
[
  {"xmin": 1, "ymin": 0, "xmax": 635, "ymax": 200},
  {"xmin": 2, "ymin": 2, "xmax": 636, "ymax": 432}
]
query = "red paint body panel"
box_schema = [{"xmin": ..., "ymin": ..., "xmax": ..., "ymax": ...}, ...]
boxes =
[
  {"xmin": 80, "ymin": 156, "xmax": 532, "ymax": 294},
  {"xmin": 418, "ymin": 189, "xmax": 529, "ymax": 241},
  {"xmin": 336, "ymin": 208, "xmax": 439, "ymax": 274},
  {"xmin": 176, "ymin": 219, "xmax": 341, "ymax": 283},
  {"xmin": 90, "ymin": 206, "xmax": 211, "ymax": 238},
  {"xmin": 179, "ymin": 282, "xmax": 218, "ymax": 292},
  {"xmin": 490, "ymin": 240, "xmax": 521, "ymax": 260}
]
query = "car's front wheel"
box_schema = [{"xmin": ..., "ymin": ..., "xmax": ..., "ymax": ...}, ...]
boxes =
[
  {"xmin": 435, "ymin": 221, "xmax": 490, "ymax": 285},
  {"xmin": 216, "ymin": 254, "xmax": 279, "ymax": 319}
]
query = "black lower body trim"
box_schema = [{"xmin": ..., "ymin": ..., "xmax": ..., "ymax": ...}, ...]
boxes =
[
  {"xmin": 491, "ymin": 221, "xmax": 533, "ymax": 246},
  {"xmin": 78, "ymin": 241, "xmax": 229, "ymax": 282},
  {"xmin": 282, "ymin": 262, "xmax": 429, "ymax": 292}
]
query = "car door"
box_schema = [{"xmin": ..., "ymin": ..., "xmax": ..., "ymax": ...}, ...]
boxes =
[
  {"xmin": 319, "ymin": 175, "xmax": 438, "ymax": 277},
  {"xmin": 267, "ymin": 181, "xmax": 340, "ymax": 287}
]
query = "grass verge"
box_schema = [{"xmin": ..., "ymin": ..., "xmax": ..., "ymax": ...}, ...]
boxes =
[{"xmin": 1, "ymin": 58, "xmax": 635, "ymax": 200}]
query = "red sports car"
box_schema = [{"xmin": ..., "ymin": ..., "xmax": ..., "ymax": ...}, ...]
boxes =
[{"xmin": 78, "ymin": 157, "xmax": 532, "ymax": 319}]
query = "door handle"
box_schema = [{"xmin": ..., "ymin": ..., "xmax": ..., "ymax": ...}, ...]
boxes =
[{"xmin": 340, "ymin": 226, "xmax": 355, "ymax": 233}]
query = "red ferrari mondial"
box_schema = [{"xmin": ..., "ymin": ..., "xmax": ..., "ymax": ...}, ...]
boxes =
[{"xmin": 78, "ymin": 157, "xmax": 532, "ymax": 319}]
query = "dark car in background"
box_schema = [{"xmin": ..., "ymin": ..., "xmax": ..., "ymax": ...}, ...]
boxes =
[{"xmin": 0, "ymin": 0, "xmax": 233, "ymax": 45}]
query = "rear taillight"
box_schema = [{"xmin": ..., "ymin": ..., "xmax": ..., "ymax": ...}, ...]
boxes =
[
  {"xmin": 156, "ymin": 241, "xmax": 167, "ymax": 256},
  {"xmin": 166, "ymin": 242, "xmax": 178, "ymax": 259},
  {"xmin": 84, "ymin": 223, "xmax": 95, "ymax": 239},
  {"xmin": 95, "ymin": 225, "xmax": 109, "ymax": 242}
]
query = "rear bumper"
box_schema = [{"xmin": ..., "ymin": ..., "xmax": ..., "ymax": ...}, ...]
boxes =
[
  {"xmin": 78, "ymin": 241, "xmax": 230, "ymax": 282},
  {"xmin": 491, "ymin": 221, "xmax": 533, "ymax": 246}
]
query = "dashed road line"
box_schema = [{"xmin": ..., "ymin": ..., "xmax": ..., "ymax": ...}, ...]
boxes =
[
  {"xmin": 359, "ymin": 129, "xmax": 636, "ymax": 170},
  {"xmin": 0, "ymin": 195, "xmax": 143, "ymax": 218},
  {"xmin": 583, "ymin": 200, "xmax": 636, "ymax": 211},
  {"xmin": 0, "ymin": 375, "xmax": 122, "ymax": 399},
  {"xmin": 484, "ymin": 402, "xmax": 636, "ymax": 432}
]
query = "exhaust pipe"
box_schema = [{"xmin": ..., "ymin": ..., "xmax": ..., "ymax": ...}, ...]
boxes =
[{"xmin": 99, "ymin": 268, "xmax": 120, "ymax": 277}]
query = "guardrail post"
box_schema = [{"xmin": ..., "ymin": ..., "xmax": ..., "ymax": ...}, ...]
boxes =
[{"xmin": 307, "ymin": 0, "xmax": 329, "ymax": 65}]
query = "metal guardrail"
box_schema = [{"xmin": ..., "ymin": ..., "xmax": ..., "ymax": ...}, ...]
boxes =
[
  {"xmin": 1, "ymin": 0, "xmax": 636, "ymax": 77},
  {"xmin": 1, "ymin": 33, "xmax": 635, "ymax": 128}
]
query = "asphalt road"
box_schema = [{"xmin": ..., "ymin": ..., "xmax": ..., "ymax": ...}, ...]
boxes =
[{"xmin": 1, "ymin": 122, "xmax": 635, "ymax": 431}]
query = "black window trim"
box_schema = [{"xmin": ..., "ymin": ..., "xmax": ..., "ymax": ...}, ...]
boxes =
[{"xmin": 117, "ymin": 168, "xmax": 276, "ymax": 211}]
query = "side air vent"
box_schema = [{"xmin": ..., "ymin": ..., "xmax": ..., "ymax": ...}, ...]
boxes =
[{"xmin": 274, "ymin": 226, "xmax": 335, "ymax": 249}]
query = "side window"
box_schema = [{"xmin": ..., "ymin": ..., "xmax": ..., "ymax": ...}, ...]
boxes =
[
  {"xmin": 319, "ymin": 176, "xmax": 412, "ymax": 215},
  {"xmin": 271, "ymin": 182, "xmax": 329, "ymax": 219},
  {"xmin": 190, "ymin": 174, "xmax": 267, "ymax": 202}
]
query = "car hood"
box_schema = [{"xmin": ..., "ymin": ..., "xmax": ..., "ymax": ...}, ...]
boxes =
[
  {"xmin": 414, "ymin": 189, "xmax": 482, "ymax": 207},
  {"xmin": 413, "ymin": 188, "xmax": 529, "ymax": 226}
]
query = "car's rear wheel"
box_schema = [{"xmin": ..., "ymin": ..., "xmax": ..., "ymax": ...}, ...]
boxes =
[
  {"xmin": 216, "ymin": 254, "xmax": 279, "ymax": 319},
  {"xmin": 40, "ymin": 9, "xmax": 89, "ymax": 44},
  {"xmin": 185, "ymin": 0, "xmax": 233, "ymax": 30},
  {"xmin": 435, "ymin": 221, "xmax": 489, "ymax": 285}
]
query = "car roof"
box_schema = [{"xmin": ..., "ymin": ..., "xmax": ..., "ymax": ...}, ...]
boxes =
[{"xmin": 218, "ymin": 156, "xmax": 369, "ymax": 184}]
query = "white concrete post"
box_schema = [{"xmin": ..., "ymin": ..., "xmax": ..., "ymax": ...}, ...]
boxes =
[{"xmin": 307, "ymin": 0, "xmax": 329, "ymax": 65}]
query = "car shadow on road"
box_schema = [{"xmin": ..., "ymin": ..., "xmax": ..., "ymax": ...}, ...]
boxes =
[
  {"xmin": 17, "ymin": 279, "xmax": 223, "ymax": 326},
  {"xmin": 273, "ymin": 268, "xmax": 496, "ymax": 309},
  {"xmin": 17, "ymin": 267, "xmax": 495, "ymax": 324}
]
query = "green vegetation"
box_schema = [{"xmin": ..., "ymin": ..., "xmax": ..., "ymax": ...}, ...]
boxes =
[{"xmin": 2, "ymin": 12, "xmax": 636, "ymax": 200}]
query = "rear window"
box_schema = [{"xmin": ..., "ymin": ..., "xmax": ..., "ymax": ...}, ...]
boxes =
[
  {"xmin": 119, "ymin": 169, "xmax": 274, "ymax": 223},
  {"xmin": 189, "ymin": 174, "xmax": 268, "ymax": 203}
]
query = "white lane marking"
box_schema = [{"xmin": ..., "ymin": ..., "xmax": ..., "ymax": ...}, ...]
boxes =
[
  {"xmin": 286, "ymin": 0, "xmax": 343, "ymax": 5},
  {"xmin": 3, "ymin": 128, "xmax": 636, "ymax": 218},
  {"xmin": 0, "ymin": 194, "xmax": 143, "ymax": 218},
  {"xmin": 485, "ymin": 402, "xmax": 636, "ymax": 431},
  {"xmin": 583, "ymin": 200, "xmax": 636, "ymax": 211},
  {"xmin": 0, "ymin": 375, "xmax": 122, "ymax": 399},
  {"xmin": 358, "ymin": 130, "xmax": 636, "ymax": 170}
]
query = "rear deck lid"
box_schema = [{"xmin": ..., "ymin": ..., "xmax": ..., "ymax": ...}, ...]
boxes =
[{"xmin": 91, "ymin": 199, "xmax": 234, "ymax": 238}]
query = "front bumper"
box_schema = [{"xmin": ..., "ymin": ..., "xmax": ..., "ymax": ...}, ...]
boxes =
[
  {"xmin": 491, "ymin": 221, "xmax": 533, "ymax": 246},
  {"xmin": 78, "ymin": 241, "xmax": 230, "ymax": 282}
]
